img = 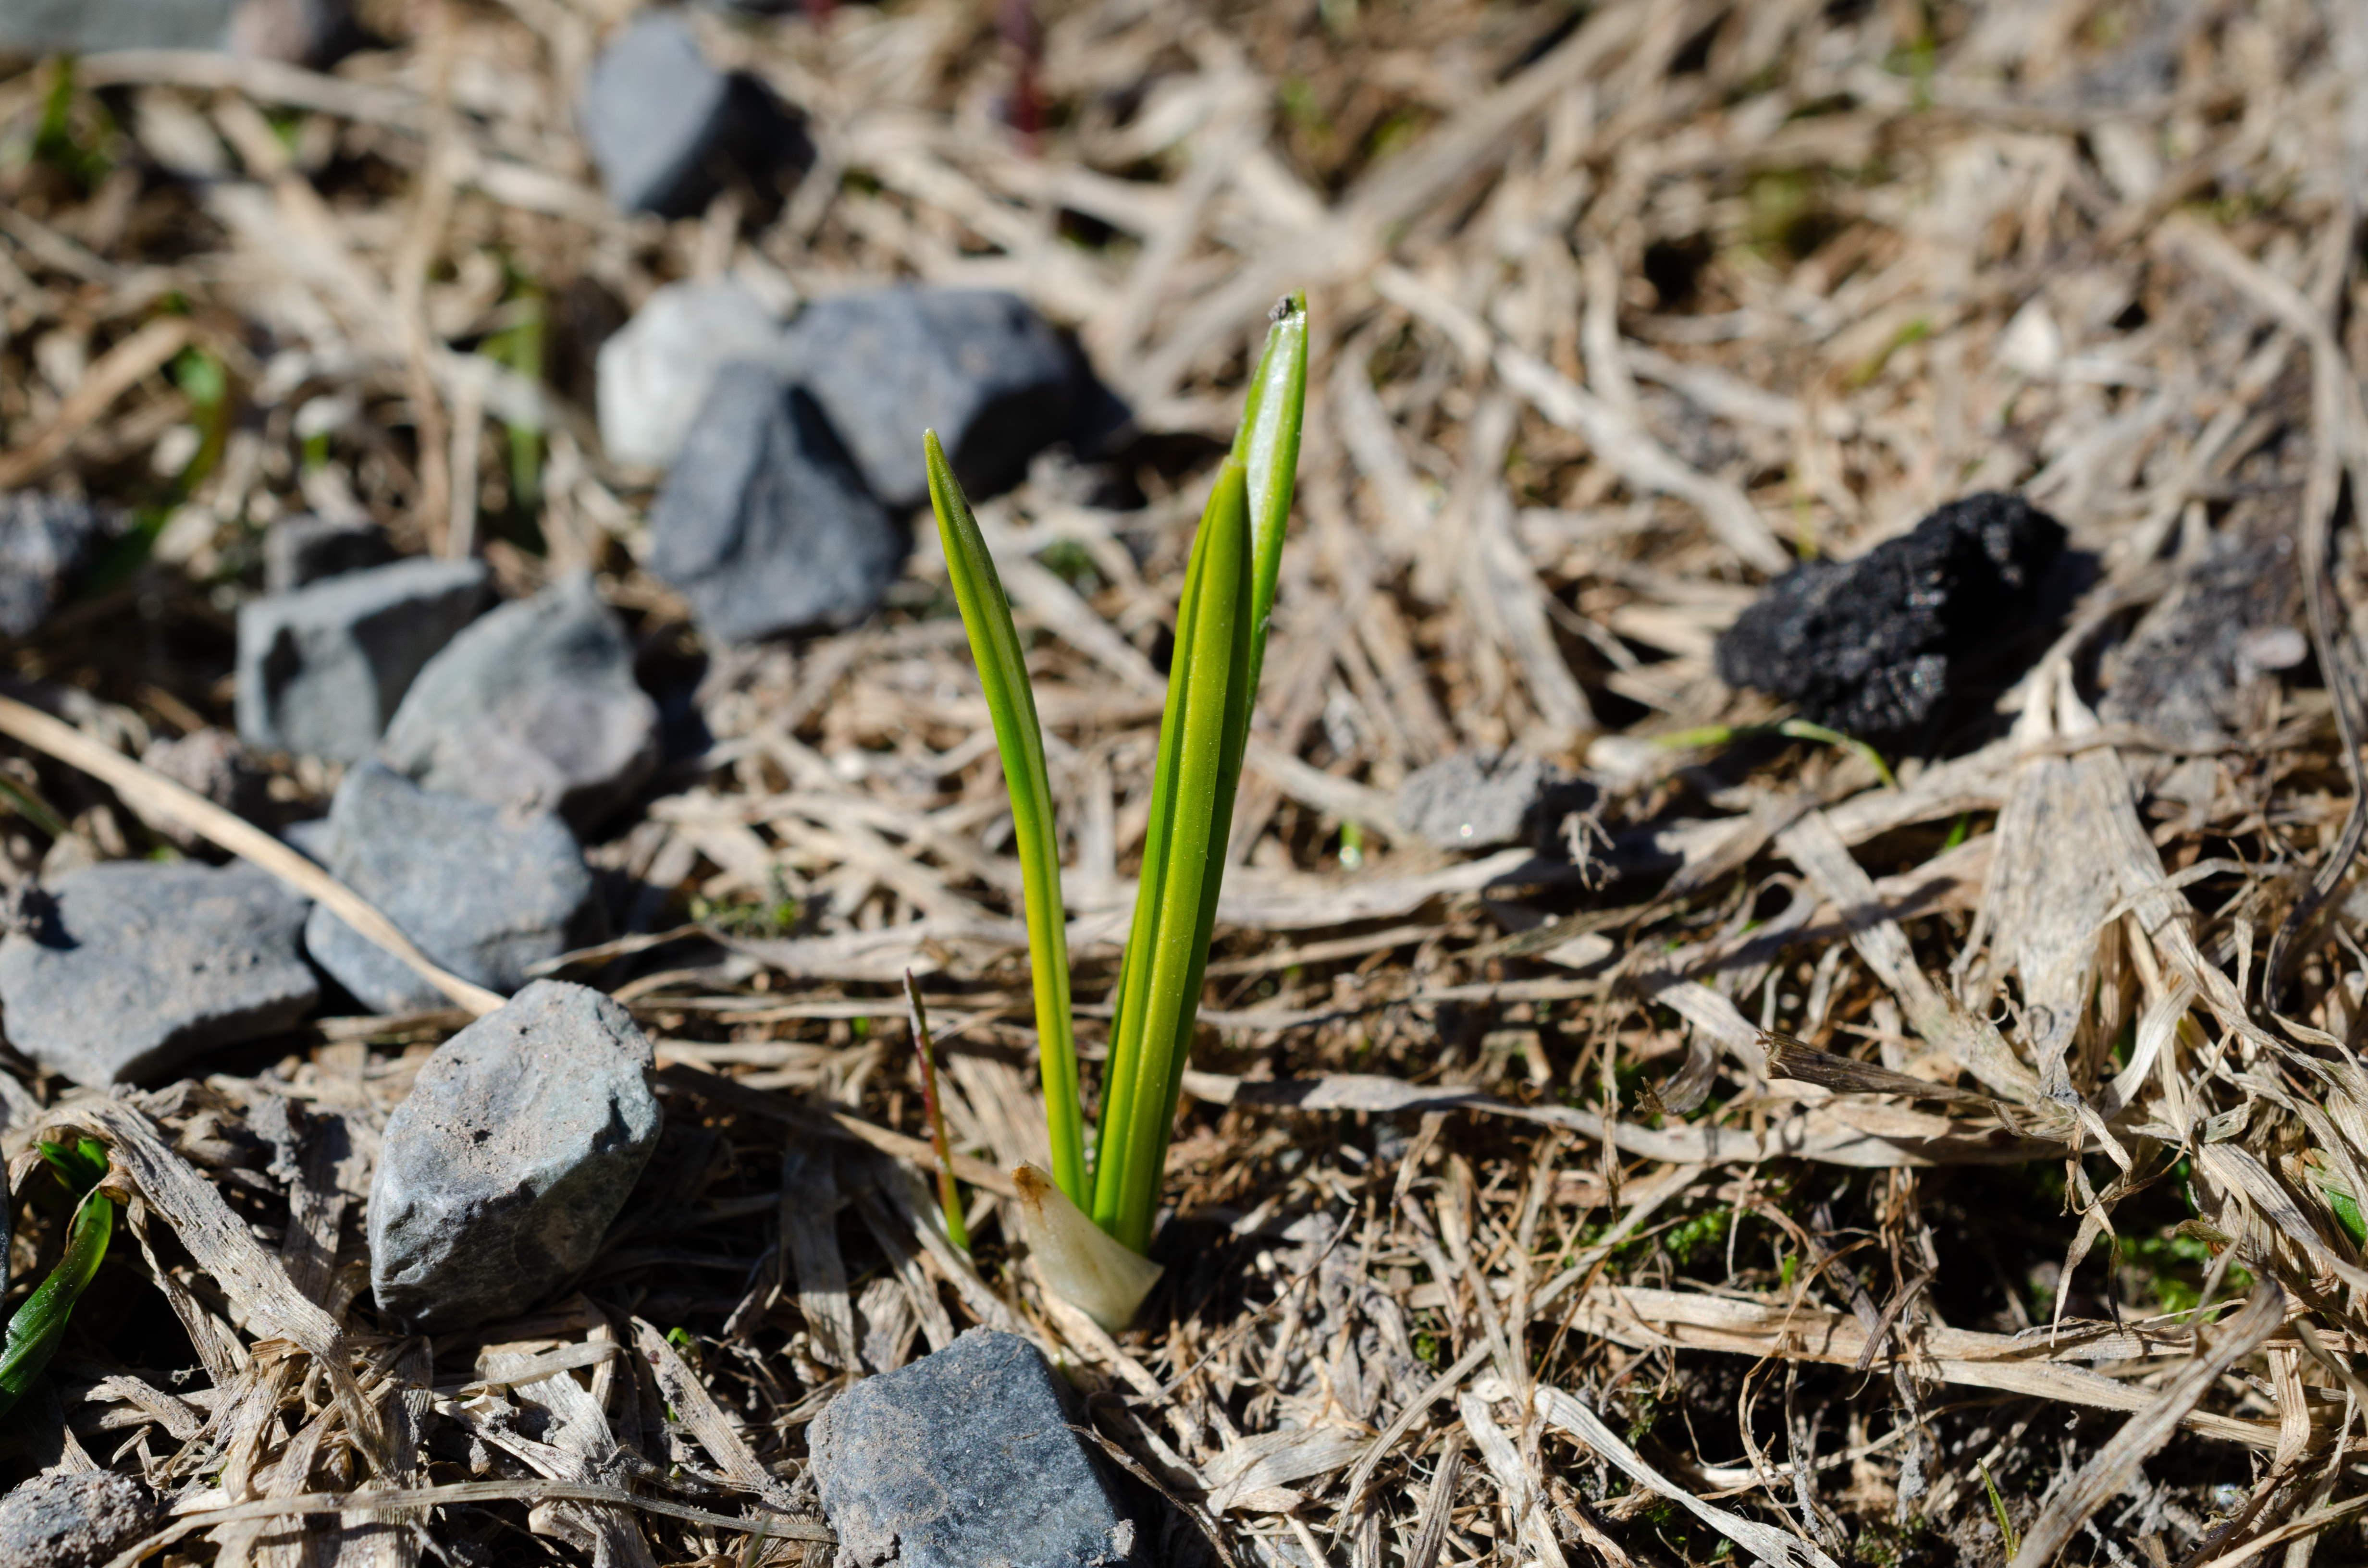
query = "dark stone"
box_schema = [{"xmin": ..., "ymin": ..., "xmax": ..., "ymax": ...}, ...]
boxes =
[
  {"xmin": 1713, "ymin": 491, "xmax": 2068, "ymax": 740},
  {"xmin": 579, "ymin": 12, "xmax": 730, "ymax": 217},
  {"xmin": 2100, "ymin": 539, "xmax": 2304, "ymax": 749},
  {"xmin": 0, "ymin": 493, "xmax": 123, "ymax": 638},
  {"xmin": 235, "ymin": 556, "xmax": 489, "ymax": 762},
  {"xmin": 136, "ymin": 728, "xmax": 271, "ymax": 850},
  {"xmin": 368, "ymin": 980, "xmax": 661, "ymax": 1332},
  {"xmin": 0, "ymin": 1471, "xmax": 158, "ymax": 1568},
  {"xmin": 301, "ymin": 762, "xmax": 604, "ymax": 1015},
  {"xmin": 262, "ymin": 514, "xmax": 396, "ymax": 594},
  {"xmin": 649, "ymin": 363, "xmax": 906, "ymax": 642},
  {"xmin": 779, "ymin": 287, "xmax": 1080, "ymax": 509},
  {"xmin": 379, "ymin": 574, "xmax": 660, "ymax": 831},
  {"xmin": 0, "ymin": 861, "xmax": 317, "ymax": 1086},
  {"xmin": 811, "ymin": 1329, "xmax": 1143, "ymax": 1568}
]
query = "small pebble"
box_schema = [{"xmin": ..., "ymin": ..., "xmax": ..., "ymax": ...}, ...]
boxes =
[
  {"xmin": 0, "ymin": 860, "xmax": 317, "ymax": 1086},
  {"xmin": 579, "ymin": 12, "xmax": 732, "ymax": 216},
  {"xmin": 811, "ymin": 1328, "xmax": 1145, "ymax": 1568},
  {"xmin": 236, "ymin": 556, "xmax": 490, "ymax": 763},
  {"xmin": 379, "ymin": 574, "xmax": 660, "ymax": 831},
  {"xmin": 649, "ymin": 363, "xmax": 907, "ymax": 642},
  {"xmin": 369, "ymin": 979, "xmax": 662, "ymax": 1332},
  {"xmin": 595, "ymin": 278, "xmax": 791, "ymax": 469},
  {"xmin": 301, "ymin": 761, "xmax": 604, "ymax": 1014},
  {"xmin": 779, "ymin": 287, "xmax": 1081, "ymax": 509},
  {"xmin": 0, "ymin": 1471, "xmax": 158, "ymax": 1568}
]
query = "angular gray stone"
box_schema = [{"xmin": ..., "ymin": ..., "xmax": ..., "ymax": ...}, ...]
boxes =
[
  {"xmin": 263, "ymin": 514, "xmax": 397, "ymax": 595},
  {"xmin": 595, "ymin": 278, "xmax": 790, "ymax": 469},
  {"xmin": 812, "ymin": 1328, "xmax": 1142, "ymax": 1568},
  {"xmin": 235, "ymin": 556, "xmax": 489, "ymax": 762},
  {"xmin": 379, "ymin": 574, "xmax": 660, "ymax": 831},
  {"xmin": 580, "ymin": 12, "xmax": 731, "ymax": 217},
  {"xmin": 0, "ymin": 861, "xmax": 317, "ymax": 1086},
  {"xmin": 0, "ymin": 493, "xmax": 123, "ymax": 638},
  {"xmin": 368, "ymin": 980, "xmax": 661, "ymax": 1332},
  {"xmin": 0, "ymin": 1471, "xmax": 158, "ymax": 1568},
  {"xmin": 649, "ymin": 363, "xmax": 906, "ymax": 642},
  {"xmin": 779, "ymin": 288, "xmax": 1079, "ymax": 509},
  {"xmin": 1395, "ymin": 750, "xmax": 1560, "ymax": 852},
  {"xmin": 302, "ymin": 761, "xmax": 603, "ymax": 1015}
]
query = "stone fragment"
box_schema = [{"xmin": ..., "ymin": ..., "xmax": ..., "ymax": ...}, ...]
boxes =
[
  {"xmin": 0, "ymin": 0, "xmax": 341, "ymax": 60},
  {"xmin": 302, "ymin": 761, "xmax": 604, "ymax": 1015},
  {"xmin": 579, "ymin": 12, "xmax": 731, "ymax": 217},
  {"xmin": 0, "ymin": 861, "xmax": 317, "ymax": 1086},
  {"xmin": 1396, "ymin": 751, "xmax": 1572, "ymax": 853},
  {"xmin": 0, "ymin": 493, "xmax": 123, "ymax": 638},
  {"xmin": 0, "ymin": 1471, "xmax": 158, "ymax": 1568},
  {"xmin": 2100, "ymin": 538, "xmax": 2303, "ymax": 750},
  {"xmin": 1714, "ymin": 491, "xmax": 2067, "ymax": 741},
  {"xmin": 811, "ymin": 1329, "xmax": 1143, "ymax": 1568},
  {"xmin": 262, "ymin": 513, "xmax": 396, "ymax": 594},
  {"xmin": 135, "ymin": 728, "xmax": 273, "ymax": 850},
  {"xmin": 379, "ymin": 575, "xmax": 660, "ymax": 831},
  {"xmin": 779, "ymin": 287, "xmax": 1080, "ymax": 508},
  {"xmin": 368, "ymin": 980, "xmax": 661, "ymax": 1332},
  {"xmin": 595, "ymin": 278, "xmax": 790, "ymax": 469},
  {"xmin": 649, "ymin": 363, "xmax": 906, "ymax": 642},
  {"xmin": 235, "ymin": 556, "xmax": 489, "ymax": 762}
]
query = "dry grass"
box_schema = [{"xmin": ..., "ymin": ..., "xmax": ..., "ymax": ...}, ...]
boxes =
[{"xmin": 3, "ymin": 0, "xmax": 2368, "ymax": 1564}]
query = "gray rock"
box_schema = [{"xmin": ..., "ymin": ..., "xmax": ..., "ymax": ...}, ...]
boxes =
[
  {"xmin": 812, "ymin": 1328, "xmax": 1142, "ymax": 1568},
  {"xmin": 368, "ymin": 980, "xmax": 661, "ymax": 1332},
  {"xmin": 0, "ymin": 0, "xmax": 341, "ymax": 60},
  {"xmin": 649, "ymin": 363, "xmax": 906, "ymax": 642},
  {"xmin": 580, "ymin": 12, "xmax": 731, "ymax": 217},
  {"xmin": 595, "ymin": 279, "xmax": 790, "ymax": 469},
  {"xmin": 235, "ymin": 556, "xmax": 489, "ymax": 762},
  {"xmin": 0, "ymin": 861, "xmax": 317, "ymax": 1086},
  {"xmin": 135, "ymin": 728, "xmax": 272, "ymax": 851},
  {"xmin": 263, "ymin": 514, "xmax": 397, "ymax": 595},
  {"xmin": 780, "ymin": 288, "xmax": 1079, "ymax": 509},
  {"xmin": 379, "ymin": 574, "xmax": 660, "ymax": 831},
  {"xmin": 0, "ymin": 493, "xmax": 123, "ymax": 638},
  {"xmin": 302, "ymin": 761, "xmax": 603, "ymax": 1014},
  {"xmin": 1395, "ymin": 751, "xmax": 1560, "ymax": 852},
  {"xmin": 0, "ymin": 1471, "xmax": 158, "ymax": 1568}
]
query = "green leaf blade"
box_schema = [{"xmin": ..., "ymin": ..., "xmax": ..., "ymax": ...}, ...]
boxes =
[
  {"xmin": 1230, "ymin": 292, "xmax": 1309, "ymax": 701},
  {"xmin": 1093, "ymin": 459, "xmax": 1253, "ymax": 1254},
  {"xmin": 924, "ymin": 432, "xmax": 1086, "ymax": 1205},
  {"xmin": 0, "ymin": 1188, "xmax": 111, "ymax": 1421}
]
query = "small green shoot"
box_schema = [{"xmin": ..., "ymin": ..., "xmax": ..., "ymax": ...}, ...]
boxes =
[
  {"xmin": 1980, "ymin": 1461, "xmax": 2019, "ymax": 1557},
  {"xmin": 926, "ymin": 293, "xmax": 1307, "ymax": 1286},
  {"xmin": 904, "ymin": 970, "xmax": 968, "ymax": 1253},
  {"xmin": 0, "ymin": 1138, "xmax": 113, "ymax": 1421}
]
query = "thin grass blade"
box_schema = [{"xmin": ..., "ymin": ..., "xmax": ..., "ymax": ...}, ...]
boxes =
[{"xmin": 923, "ymin": 431, "xmax": 1085, "ymax": 1205}]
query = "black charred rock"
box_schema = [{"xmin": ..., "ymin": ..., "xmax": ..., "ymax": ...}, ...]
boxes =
[{"xmin": 1714, "ymin": 491, "xmax": 2067, "ymax": 740}]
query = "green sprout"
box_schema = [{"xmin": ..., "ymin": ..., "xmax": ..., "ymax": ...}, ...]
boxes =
[
  {"xmin": 926, "ymin": 294, "xmax": 1307, "ymax": 1267},
  {"xmin": 0, "ymin": 1138, "xmax": 114, "ymax": 1421}
]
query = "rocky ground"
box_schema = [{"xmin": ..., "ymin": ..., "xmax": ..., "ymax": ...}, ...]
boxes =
[{"xmin": 0, "ymin": 1, "xmax": 2363, "ymax": 1566}]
